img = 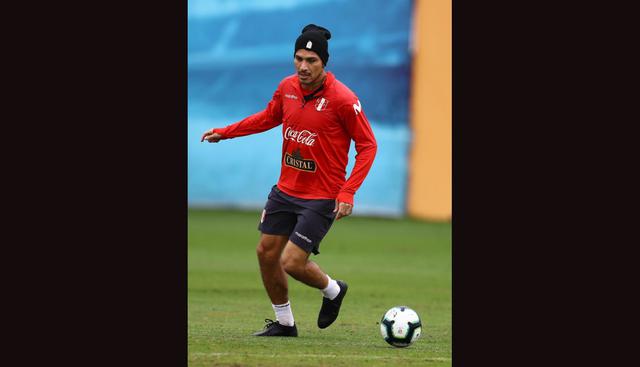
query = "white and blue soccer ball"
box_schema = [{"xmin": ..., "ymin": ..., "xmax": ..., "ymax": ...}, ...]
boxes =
[{"xmin": 380, "ymin": 306, "xmax": 422, "ymax": 348}]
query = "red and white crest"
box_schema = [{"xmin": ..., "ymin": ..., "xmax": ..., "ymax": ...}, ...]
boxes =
[{"xmin": 315, "ymin": 97, "xmax": 329, "ymax": 111}]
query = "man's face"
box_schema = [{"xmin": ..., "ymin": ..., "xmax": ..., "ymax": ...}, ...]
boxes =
[{"xmin": 294, "ymin": 49, "xmax": 324, "ymax": 87}]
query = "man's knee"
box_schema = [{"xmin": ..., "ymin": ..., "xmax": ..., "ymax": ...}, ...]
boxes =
[
  {"xmin": 257, "ymin": 236, "xmax": 284, "ymax": 263},
  {"xmin": 281, "ymin": 249, "xmax": 307, "ymax": 276}
]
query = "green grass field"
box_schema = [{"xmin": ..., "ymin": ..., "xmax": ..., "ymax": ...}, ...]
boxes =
[{"xmin": 188, "ymin": 209, "xmax": 451, "ymax": 367}]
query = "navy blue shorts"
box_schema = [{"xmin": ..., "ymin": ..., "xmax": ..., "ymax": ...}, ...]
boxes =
[{"xmin": 258, "ymin": 185, "xmax": 336, "ymax": 255}]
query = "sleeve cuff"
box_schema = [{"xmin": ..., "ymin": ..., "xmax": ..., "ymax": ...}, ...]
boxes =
[{"xmin": 336, "ymin": 191, "xmax": 354, "ymax": 205}]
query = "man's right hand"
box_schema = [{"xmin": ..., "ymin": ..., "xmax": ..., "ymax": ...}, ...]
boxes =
[{"xmin": 201, "ymin": 129, "xmax": 223, "ymax": 143}]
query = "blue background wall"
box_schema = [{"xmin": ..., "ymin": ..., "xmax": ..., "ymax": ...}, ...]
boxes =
[{"xmin": 188, "ymin": 0, "xmax": 413, "ymax": 216}]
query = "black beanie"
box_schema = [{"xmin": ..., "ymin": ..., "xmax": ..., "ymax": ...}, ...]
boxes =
[{"xmin": 294, "ymin": 24, "xmax": 331, "ymax": 66}]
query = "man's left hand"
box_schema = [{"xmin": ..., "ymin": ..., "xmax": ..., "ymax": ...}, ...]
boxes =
[{"xmin": 334, "ymin": 200, "xmax": 353, "ymax": 220}]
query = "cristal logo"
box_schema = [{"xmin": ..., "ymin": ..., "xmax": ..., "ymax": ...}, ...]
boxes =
[{"xmin": 284, "ymin": 127, "xmax": 317, "ymax": 146}]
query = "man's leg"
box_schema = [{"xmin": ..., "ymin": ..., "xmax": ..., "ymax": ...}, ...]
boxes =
[
  {"xmin": 256, "ymin": 233, "xmax": 289, "ymax": 304},
  {"xmin": 281, "ymin": 241, "xmax": 348, "ymax": 329},
  {"xmin": 253, "ymin": 233, "xmax": 298, "ymax": 336},
  {"xmin": 280, "ymin": 241, "xmax": 328, "ymax": 289}
]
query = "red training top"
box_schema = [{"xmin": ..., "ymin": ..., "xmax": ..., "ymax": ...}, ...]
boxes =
[{"xmin": 212, "ymin": 72, "xmax": 377, "ymax": 205}]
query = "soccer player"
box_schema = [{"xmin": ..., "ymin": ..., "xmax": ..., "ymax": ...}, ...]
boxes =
[{"xmin": 201, "ymin": 24, "xmax": 377, "ymax": 337}]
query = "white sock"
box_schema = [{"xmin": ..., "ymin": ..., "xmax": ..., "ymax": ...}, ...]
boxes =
[
  {"xmin": 272, "ymin": 301, "xmax": 294, "ymax": 326},
  {"xmin": 321, "ymin": 275, "xmax": 341, "ymax": 300}
]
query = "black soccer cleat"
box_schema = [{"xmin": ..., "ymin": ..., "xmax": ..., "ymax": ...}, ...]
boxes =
[
  {"xmin": 252, "ymin": 319, "xmax": 298, "ymax": 337},
  {"xmin": 317, "ymin": 280, "xmax": 348, "ymax": 329}
]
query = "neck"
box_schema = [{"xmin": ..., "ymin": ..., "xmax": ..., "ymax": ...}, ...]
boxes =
[{"xmin": 301, "ymin": 71, "xmax": 327, "ymax": 91}]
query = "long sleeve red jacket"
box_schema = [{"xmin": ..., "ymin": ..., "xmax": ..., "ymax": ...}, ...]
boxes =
[{"xmin": 212, "ymin": 72, "xmax": 377, "ymax": 205}]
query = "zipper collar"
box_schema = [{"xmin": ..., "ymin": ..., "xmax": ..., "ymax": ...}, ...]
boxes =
[{"xmin": 295, "ymin": 72, "xmax": 335, "ymax": 101}]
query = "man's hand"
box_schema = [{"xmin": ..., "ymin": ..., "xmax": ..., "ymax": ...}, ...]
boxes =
[
  {"xmin": 201, "ymin": 129, "xmax": 223, "ymax": 143},
  {"xmin": 333, "ymin": 200, "xmax": 353, "ymax": 220}
]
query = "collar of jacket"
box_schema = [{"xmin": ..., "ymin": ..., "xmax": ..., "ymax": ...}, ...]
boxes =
[{"xmin": 294, "ymin": 71, "xmax": 336, "ymax": 100}]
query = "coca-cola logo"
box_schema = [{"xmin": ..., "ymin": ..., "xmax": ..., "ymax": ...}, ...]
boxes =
[{"xmin": 284, "ymin": 127, "xmax": 317, "ymax": 146}]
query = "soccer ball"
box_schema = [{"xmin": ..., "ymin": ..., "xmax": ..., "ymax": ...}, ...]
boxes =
[{"xmin": 380, "ymin": 306, "xmax": 422, "ymax": 348}]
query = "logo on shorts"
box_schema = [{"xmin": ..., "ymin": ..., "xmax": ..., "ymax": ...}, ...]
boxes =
[
  {"xmin": 260, "ymin": 209, "xmax": 266, "ymax": 223},
  {"xmin": 284, "ymin": 148, "xmax": 316, "ymax": 172},
  {"xmin": 294, "ymin": 231, "xmax": 312, "ymax": 243}
]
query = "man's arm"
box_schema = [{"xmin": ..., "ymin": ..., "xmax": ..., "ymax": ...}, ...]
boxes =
[
  {"xmin": 201, "ymin": 88, "xmax": 283, "ymax": 143},
  {"xmin": 334, "ymin": 98, "xmax": 377, "ymax": 219}
]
